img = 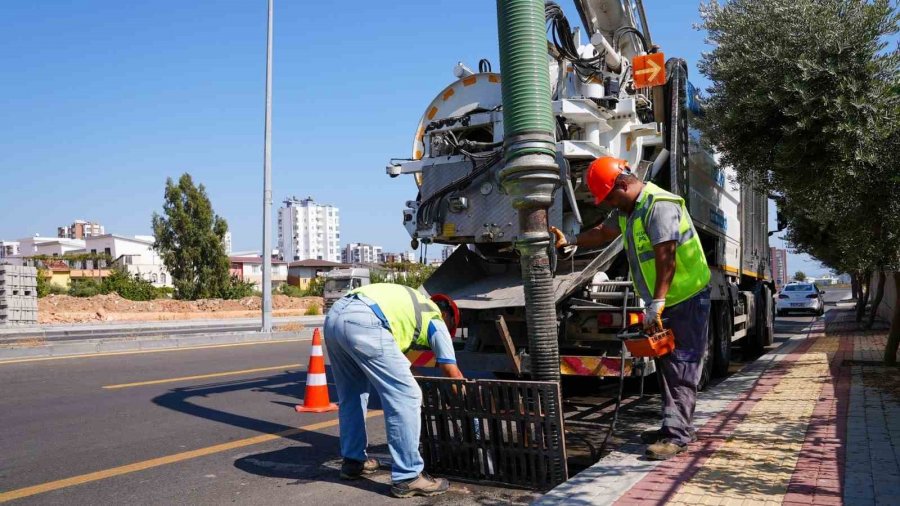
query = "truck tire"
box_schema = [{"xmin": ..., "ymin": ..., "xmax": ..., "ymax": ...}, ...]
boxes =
[
  {"xmin": 760, "ymin": 286, "xmax": 774, "ymax": 347},
  {"xmin": 699, "ymin": 314, "xmax": 715, "ymax": 391},
  {"xmin": 711, "ymin": 300, "xmax": 732, "ymax": 378},
  {"xmin": 746, "ymin": 285, "xmax": 774, "ymax": 356}
]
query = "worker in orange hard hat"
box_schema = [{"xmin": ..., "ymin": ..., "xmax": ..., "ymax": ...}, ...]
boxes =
[{"xmin": 552, "ymin": 155, "xmax": 711, "ymax": 461}]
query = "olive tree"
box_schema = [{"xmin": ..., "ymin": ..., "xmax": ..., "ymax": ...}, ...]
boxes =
[{"xmin": 698, "ymin": 0, "xmax": 900, "ymax": 363}]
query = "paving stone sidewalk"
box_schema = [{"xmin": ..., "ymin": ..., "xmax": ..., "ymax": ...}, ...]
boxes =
[{"xmin": 539, "ymin": 305, "xmax": 900, "ymax": 505}]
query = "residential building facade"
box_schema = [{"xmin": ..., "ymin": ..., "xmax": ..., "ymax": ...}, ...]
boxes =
[
  {"xmin": 16, "ymin": 237, "xmax": 86, "ymax": 258},
  {"xmin": 223, "ymin": 232, "xmax": 232, "ymax": 255},
  {"xmin": 380, "ymin": 251, "xmax": 416, "ymax": 264},
  {"xmin": 441, "ymin": 245, "xmax": 458, "ymax": 262},
  {"xmin": 770, "ymin": 247, "xmax": 789, "ymax": 291},
  {"xmin": 58, "ymin": 220, "xmax": 105, "ymax": 240},
  {"xmin": 342, "ymin": 243, "xmax": 382, "ymax": 264},
  {"xmin": 0, "ymin": 241, "xmax": 20, "ymax": 260},
  {"xmin": 229, "ymin": 256, "xmax": 288, "ymax": 289},
  {"xmin": 277, "ymin": 197, "xmax": 341, "ymax": 263},
  {"xmin": 83, "ymin": 235, "xmax": 171, "ymax": 287},
  {"xmin": 287, "ymin": 259, "xmax": 350, "ymax": 289}
]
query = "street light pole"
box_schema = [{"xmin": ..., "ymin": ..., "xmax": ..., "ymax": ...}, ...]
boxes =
[{"xmin": 261, "ymin": 0, "xmax": 274, "ymax": 333}]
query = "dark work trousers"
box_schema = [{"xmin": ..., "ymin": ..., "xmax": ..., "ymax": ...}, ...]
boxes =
[{"xmin": 654, "ymin": 287, "xmax": 711, "ymax": 445}]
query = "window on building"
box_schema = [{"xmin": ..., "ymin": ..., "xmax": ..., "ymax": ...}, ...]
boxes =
[
  {"xmin": 152, "ymin": 273, "xmax": 158, "ymax": 283},
  {"xmin": 161, "ymin": 273, "xmax": 166, "ymax": 284}
]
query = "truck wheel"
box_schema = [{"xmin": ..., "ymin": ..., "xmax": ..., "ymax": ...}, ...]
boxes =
[
  {"xmin": 699, "ymin": 315, "xmax": 715, "ymax": 391},
  {"xmin": 746, "ymin": 285, "xmax": 774, "ymax": 357},
  {"xmin": 760, "ymin": 286, "xmax": 774, "ymax": 347},
  {"xmin": 711, "ymin": 300, "xmax": 732, "ymax": 378}
]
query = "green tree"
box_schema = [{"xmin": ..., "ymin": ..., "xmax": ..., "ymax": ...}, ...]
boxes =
[
  {"xmin": 304, "ymin": 276, "xmax": 326, "ymax": 297},
  {"xmin": 151, "ymin": 174, "xmax": 233, "ymax": 300},
  {"xmin": 101, "ymin": 268, "xmax": 156, "ymax": 301},
  {"xmin": 219, "ymin": 275, "xmax": 256, "ymax": 300},
  {"xmin": 36, "ymin": 269, "xmax": 50, "ymax": 298},
  {"xmin": 370, "ymin": 262, "xmax": 437, "ymax": 288},
  {"xmin": 69, "ymin": 278, "xmax": 102, "ymax": 297},
  {"xmin": 279, "ymin": 283, "xmax": 306, "ymax": 298},
  {"xmin": 794, "ymin": 271, "xmax": 807, "ymax": 282},
  {"xmin": 698, "ymin": 0, "xmax": 900, "ymax": 363}
]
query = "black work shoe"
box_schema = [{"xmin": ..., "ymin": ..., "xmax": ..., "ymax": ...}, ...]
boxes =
[
  {"xmin": 340, "ymin": 458, "xmax": 380, "ymax": 480},
  {"xmin": 640, "ymin": 429, "xmax": 697, "ymax": 445},
  {"xmin": 645, "ymin": 439, "xmax": 687, "ymax": 460},
  {"xmin": 390, "ymin": 473, "xmax": 449, "ymax": 498}
]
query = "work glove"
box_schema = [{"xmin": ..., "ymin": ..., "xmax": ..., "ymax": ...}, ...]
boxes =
[
  {"xmin": 549, "ymin": 226, "xmax": 577, "ymax": 260},
  {"xmin": 644, "ymin": 299, "xmax": 666, "ymax": 331}
]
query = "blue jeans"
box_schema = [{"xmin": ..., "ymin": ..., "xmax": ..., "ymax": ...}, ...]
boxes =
[{"xmin": 323, "ymin": 296, "xmax": 423, "ymax": 483}]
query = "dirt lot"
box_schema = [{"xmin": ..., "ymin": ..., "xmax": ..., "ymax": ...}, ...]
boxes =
[{"xmin": 38, "ymin": 294, "xmax": 323, "ymax": 324}]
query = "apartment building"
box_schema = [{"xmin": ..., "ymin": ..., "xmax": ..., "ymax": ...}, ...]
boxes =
[{"xmin": 277, "ymin": 197, "xmax": 340, "ymax": 262}]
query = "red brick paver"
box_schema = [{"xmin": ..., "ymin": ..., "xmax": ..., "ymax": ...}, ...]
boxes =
[
  {"xmin": 616, "ymin": 333, "xmax": 823, "ymax": 505},
  {"xmin": 783, "ymin": 329, "xmax": 853, "ymax": 505}
]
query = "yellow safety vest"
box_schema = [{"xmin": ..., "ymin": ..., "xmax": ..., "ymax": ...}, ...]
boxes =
[
  {"xmin": 618, "ymin": 183, "xmax": 711, "ymax": 306},
  {"xmin": 349, "ymin": 283, "xmax": 443, "ymax": 352}
]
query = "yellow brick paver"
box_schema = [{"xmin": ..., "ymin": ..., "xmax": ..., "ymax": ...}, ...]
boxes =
[{"xmin": 668, "ymin": 335, "xmax": 838, "ymax": 503}]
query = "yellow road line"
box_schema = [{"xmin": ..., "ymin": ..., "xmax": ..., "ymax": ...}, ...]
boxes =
[
  {"xmin": 0, "ymin": 411, "xmax": 378, "ymax": 503},
  {"xmin": 102, "ymin": 363, "xmax": 304, "ymax": 389},
  {"xmin": 0, "ymin": 338, "xmax": 310, "ymax": 366}
]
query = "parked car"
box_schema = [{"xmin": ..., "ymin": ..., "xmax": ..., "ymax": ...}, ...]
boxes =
[{"xmin": 776, "ymin": 282, "xmax": 825, "ymax": 316}]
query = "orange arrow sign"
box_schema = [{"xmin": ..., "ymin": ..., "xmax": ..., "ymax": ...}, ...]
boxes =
[{"xmin": 632, "ymin": 53, "xmax": 666, "ymax": 88}]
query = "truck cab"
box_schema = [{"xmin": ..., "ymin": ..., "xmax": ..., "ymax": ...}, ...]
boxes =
[{"xmin": 323, "ymin": 268, "xmax": 370, "ymax": 310}]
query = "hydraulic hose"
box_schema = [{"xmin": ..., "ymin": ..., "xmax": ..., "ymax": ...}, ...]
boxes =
[
  {"xmin": 496, "ymin": 0, "xmax": 556, "ymax": 159},
  {"xmin": 496, "ymin": 0, "xmax": 560, "ymax": 382}
]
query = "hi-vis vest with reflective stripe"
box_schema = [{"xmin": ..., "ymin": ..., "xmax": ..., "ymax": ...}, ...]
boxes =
[
  {"xmin": 618, "ymin": 183, "xmax": 711, "ymax": 307},
  {"xmin": 349, "ymin": 283, "xmax": 443, "ymax": 352}
]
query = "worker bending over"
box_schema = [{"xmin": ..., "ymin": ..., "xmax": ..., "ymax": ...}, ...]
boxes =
[
  {"xmin": 324, "ymin": 283, "xmax": 463, "ymax": 497},
  {"xmin": 554, "ymin": 156, "xmax": 711, "ymax": 460}
]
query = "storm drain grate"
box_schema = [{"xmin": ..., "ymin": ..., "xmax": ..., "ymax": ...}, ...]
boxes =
[{"xmin": 417, "ymin": 377, "xmax": 567, "ymax": 490}]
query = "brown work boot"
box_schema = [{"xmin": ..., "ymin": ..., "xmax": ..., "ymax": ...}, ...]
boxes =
[
  {"xmin": 340, "ymin": 458, "xmax": 380, "ymax": 480},
  {"xmin": 640, "ymin": 429, "xmax": 697, "ymax": 445},
  {"xmin": 645, "ymin": 439, "xmax": 687, "ymax": 460},
  {"xmin": 390, "ymin": 473, "xmax": 449, "ymax": 498}
]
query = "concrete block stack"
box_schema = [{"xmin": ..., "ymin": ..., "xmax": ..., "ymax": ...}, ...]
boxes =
[{"xmin": 0, "ymin": 265, "xmax": 38, "ymax": 326}]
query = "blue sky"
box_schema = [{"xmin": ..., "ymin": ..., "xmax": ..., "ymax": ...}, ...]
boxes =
[{"xmin": 0, "ymin": 0, "xmax": 823, "ymax": 274}]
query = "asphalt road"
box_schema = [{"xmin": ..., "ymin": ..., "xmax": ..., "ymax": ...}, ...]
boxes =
[
  {"xmin": 0, "ymin": 335, "xmax": 532, "ymax": 505},
  {"xmin": 0, "ymin": 289, "xmax": 849, "ymax": 505}
]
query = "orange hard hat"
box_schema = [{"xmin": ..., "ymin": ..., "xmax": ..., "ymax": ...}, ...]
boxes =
[
  {"xmin": 431, "ymin": 293, "xmax": 459, "ymax": 337},
  {"xmin": 586, "ymin": 157, "xmax": 628, "ymax": 204}
]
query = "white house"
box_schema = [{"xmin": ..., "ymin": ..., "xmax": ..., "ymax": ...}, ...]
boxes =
[
  {"xmin": 14, "ymin": 237, "xmax": 86, "ymax": 260},
  {"xmin": 0, "ymin": 240, "xmax": 20, "ymax": 260},
  {"xmin": 82, "ymin": 235, "xmax": 172, "ymax": 287}
]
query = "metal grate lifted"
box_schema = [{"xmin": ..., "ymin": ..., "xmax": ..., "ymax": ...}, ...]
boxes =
[{"xmin": 417, "ymin": 377, "xmax": 568, "ymax": 490}]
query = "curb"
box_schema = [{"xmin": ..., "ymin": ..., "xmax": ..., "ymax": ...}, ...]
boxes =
[
  {"xmin": 0, "ymin": 316, "xmax": 326, "ymax": 344},
  {"xmin": 0, "ymin": 327, "xmax": 319, "ymax": 363}
]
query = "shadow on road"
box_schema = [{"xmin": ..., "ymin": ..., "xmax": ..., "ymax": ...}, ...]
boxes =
[
  {"xmin": 234, "ymin": 443, "xmax": 394, "ymax": 495},
  {"xmin": 150, "ymin": 367, "xmax": 391, "ymax": 495}
]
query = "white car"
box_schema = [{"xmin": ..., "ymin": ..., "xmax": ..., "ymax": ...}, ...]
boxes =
[{"xmin": 776, "ymin": 283, "xmax": 825, "ymax": 316}]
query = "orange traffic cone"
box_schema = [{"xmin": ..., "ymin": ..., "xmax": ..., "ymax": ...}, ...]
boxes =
[{"xmin": 296, "ymin": 328, "xmax": 338, "ymax": 413}]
